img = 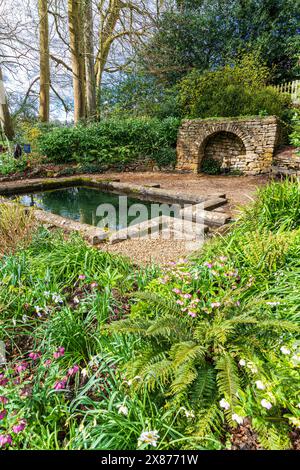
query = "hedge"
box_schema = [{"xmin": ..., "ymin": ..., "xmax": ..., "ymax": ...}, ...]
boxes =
[{"xmin": 38, "ymin": 117, "xmax": 181, "ymax": 169}]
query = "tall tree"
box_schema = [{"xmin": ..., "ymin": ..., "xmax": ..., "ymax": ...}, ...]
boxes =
[
  {"xmin": 0, "ymin": 66, "xmax": 15, "ymax": 140},
  {"xmin": 83, "ymin": 0, "xmax": 97, "ymax": 119},
  {"xmin": 68, "ymin": 0, "xmax": 86, "ymax": 123},
  {"xmin": 141, "ymin": 0, "xmax": 300, "ymax": 85},
  {"xmin": 38, "ymin": 0, "xmax": 50, "ymax": 122}
]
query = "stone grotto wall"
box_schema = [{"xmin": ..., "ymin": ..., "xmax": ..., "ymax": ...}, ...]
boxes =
[{"xmin": 176, "ymin": 116, "xmax": 285, "ymax": 175}]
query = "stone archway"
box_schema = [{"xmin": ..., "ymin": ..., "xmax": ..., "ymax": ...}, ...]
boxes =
[
  {"xmin": 199, "ymin": 131, "xmax": 246, "ymax": 172},
  {"xmin": 176, "ymin": 117, "xmax": 283, "ymax": 175}
]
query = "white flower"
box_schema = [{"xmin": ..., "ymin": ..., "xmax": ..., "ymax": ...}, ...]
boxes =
[
  {"xmin": 255, "ymin": 380, "xmax": 266, "ymax": 390},
  {"xmin": 247, "ymin": 362, "xmax": 258, "ymax": 374},
  {"xmin": 117, "ymin": 404, "xmax": 129, "ymax": 416},
  {"xmin": 288, "ymin": 417, "xmax": 300, "ymax": 429},
  {"xmin": 219, "ymin": 398, "xmax": 230, "ymax": 410},
  {"xmin": 280, "ymin": 346, "xmax": 291, "ymax": 355},
  {"xmin": 73, "ymin": 296, "xmax": 80, "ymax": 304},
  {"xmin": 261, "ymin": 399, "xmax": 272, "ymax": 410},
  {"xmin": 180, "ymin": 407, "xmax": 195, "ymax": 419},
  {"xmin": 239, "ymin": 359, "xmax": 246, "ymax": 367},
  {"xmin": 52, "ymin": 293, "xmax": 63, "ymax": 304},
  {"xmin": 138, "ymin": 430, "xmax": 160, "ymax": 447},
  {"xmin": 81, "ymin": 368, "xmax": 88, "ymax": 377},
  {"xmin": 291, "ymin": 355, "xmax": 300, "ymax": 366},
  {"xmin": 232, "ymin": 413, "xmax": 244, "ymax": 425}
]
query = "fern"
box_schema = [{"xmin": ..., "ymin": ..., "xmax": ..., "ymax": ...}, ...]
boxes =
[{"xmin": 216, "ymin": 353, "xmax": 240, "ymax": 407}]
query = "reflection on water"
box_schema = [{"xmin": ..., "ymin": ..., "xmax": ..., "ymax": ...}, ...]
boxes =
[{"xmin": 16, "ymin": 186, "xmax": 176, "ymax": 229}]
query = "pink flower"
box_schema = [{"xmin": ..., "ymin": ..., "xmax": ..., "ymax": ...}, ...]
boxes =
[
  {"xmin": 78, "ymin": 274, "xmax": 86, "ymax": 280},
  {"xmin": 15, "ymin": 362, "xmax": 28, "ymax": 373},
  {"xmin": 0, "ymin": 409, "xmax": 7, "ymax": 420},
  {"xmin": 0, "ymin": 434, "xmax": 12, "ymax": 448},
  {"xmin": 188, "ymin": 311, "xmax": 197, "ymax": 318},
  {"xmin": 211, "ymin": 302, "xmax": 221, "ymax": 309},
  {"xmin": 67, "ymin": 365, "xmax": 80, "ymax": 376},
  {"xmin": 44, "ymin": 359, "xmax": 52, "ymax": 368},
  {"xmin": 176, "ymin": 300, "xmax": 184, "ymax": 306},
  {"xmin": 53, "ymin": 347, "xmax": 65, "ymax": 359},
  {"xmin": 53, "ymin": 377, "xmax": 68, "ymax": 390},
  {"xmin": 28, "ymin": 352, "xmax": 41, "ymax": 361},
  {"xmin": 172, "ymin": 288, "xmax": 181, "ymax": 294},
  {"xmin": 183, "ymin": 294, "xmax": 192, "ymax": 299},
  {"xmin": 204, "ymin": 262, "xmax": 213, "ymax": 269},
  {"xmin": 91, "ymin": 282, "xmax": 98, "ymax": 288},
  {"xmin": 0, "ymin": 397, "xmax": 8, "ymax": 404},
  {"xmin": 0, "ymin": 375, "xmax": 8, "ymax": 386},
  {"xmin": 12, "ymin": 419, "xmax": 26, "ymax": 434}
]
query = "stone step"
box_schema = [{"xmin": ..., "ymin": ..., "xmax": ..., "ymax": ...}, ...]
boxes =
[
  {"xmin": 202, "ymin": 197, "xmax": 228, "ymax": 210},
  {"xmin": 109, "ymin": 215, "xmax": 170, "ymax": 244},
  {"xmin": 180, "ymin": 203, "xmax": 231, "ymax": 227}
]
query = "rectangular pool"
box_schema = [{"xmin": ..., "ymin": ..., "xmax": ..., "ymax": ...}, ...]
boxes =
[{"xmin": 14, "ymin": 186, "xmax": 179, "ymax": 230}]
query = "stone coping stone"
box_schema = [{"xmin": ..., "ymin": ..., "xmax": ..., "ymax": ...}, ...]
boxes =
[
  {"xmin": 0, "ymin": 176, "xmax": 226, "ymax": 207},
  {"xmin": 109, "ymin": 215, "xmax": 209, "ymax": 244},
  {"xmin": 34, "ymin": 209, "xmax": 110, "ymax": 245},
  {"xmin": 180, "ymin": 204, "xmax": 231, "ymax": 227}
]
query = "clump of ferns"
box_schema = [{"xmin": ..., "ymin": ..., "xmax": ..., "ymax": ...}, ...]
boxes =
[{"xmin": 109, "ymin": 291, "xmax": 300, "ymax": 449}]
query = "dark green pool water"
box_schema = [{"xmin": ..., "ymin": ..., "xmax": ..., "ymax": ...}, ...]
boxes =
[{"xmin": 17, "ymin": 186, "xmax": 178, "ymax": 230}]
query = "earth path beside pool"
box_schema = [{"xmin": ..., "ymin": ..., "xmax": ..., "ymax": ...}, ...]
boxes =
[{"xmin": 0, "ymin": 172, "xmax": 270, "ymax": 265}]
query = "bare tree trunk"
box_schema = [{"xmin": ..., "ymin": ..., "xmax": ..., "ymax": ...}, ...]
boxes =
[
  {"xmin": 38, "ymin": 0, "xmax": 50, "ymax": 122},
  {"xmin": 68, "ymin": 0, "xmax": 86, "ymax": 123},
  {"xmin": 0, "ymin": 66, "xmax": 14, "ymax": 140},
  {"xmin": 84, "ymin": 0, "xmax": 97, "ymax": 120},
  {"xmin": 95, "ymin": 0, "xmax": 122, "ymax": 111}
]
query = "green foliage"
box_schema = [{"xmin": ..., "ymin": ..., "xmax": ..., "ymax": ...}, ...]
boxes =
[
  {"xmin": 141, "ymin": 0, "xmax": 300, "ymax": 85},
  {"xmin": 201, "ymin": 157, "xmax": 222, "ymax": 175},
  {"xmin": 2, "ymin": 180, "xmax": 300, "ymax": 449},
  {"xmin": 179, "ymin": 55, "xmax": 292, "ymax": 119},
  {"xmin": 109, "ymin": 181, "xmax": 300, "ymax": 449},
  {"xmin": 290, "ymin": 112, "xmax": 300, "ymax": 150},
  {"xmin": 0, "ymin": 152, "xmax": 28, "ymax": 176},
  {"xmin": 240, "ymin": 179, "xmax": 300, "ymax": 232},
  {"xmin": 38, "ymin": 118, "xmax": 180, "ymax": 169}
]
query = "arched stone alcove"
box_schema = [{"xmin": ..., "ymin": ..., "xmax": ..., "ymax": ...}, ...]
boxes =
[
  {"xmin": 200, "ymin": 131, "xmax": 246, "ymax": 172},
  {"xmin": 176, "ymin": 117, "xmax": 284, "ymax": 175}
]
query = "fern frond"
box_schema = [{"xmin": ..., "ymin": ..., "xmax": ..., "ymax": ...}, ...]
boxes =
[
  {"xmin": 216, "ymin": 353, "xmax": 240, "ymax": 406},
  {"xmin": 190, "ymin": 365, "xmax": 217, "ymax": 407},
  {"xmin": 132, "ymin": 291, "xmax": 180, "ymax": 316},
  {"xmin": 146, "ymin": 315, "xmax": 189, "ymax": 340},
  {"xmin": 170, "ymin": 341, "xmax": 205, "ymax": 367},
  {"xmin": 170, "ymin": 362, "xmax": 197, "ymax": 395},
  {"xmin": 252, "ymin": 417, "xmax": 291, "ymax": 450}
]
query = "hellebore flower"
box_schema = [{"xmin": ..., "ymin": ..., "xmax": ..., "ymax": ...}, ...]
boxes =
[
  {"xmin": 53, "ymin": 377, "xmax": 68, "ymax": 390},
  {"xmin": 53, "ymin": 347, "xmax": 65, "ymax": 359},
  {"xmin": 12, "ymin": 420, "xmax": 26, "ymax": 434},
  {"xmin": 28, "ymin": 352, "xmax": 41, "ymax": 361},
  {"xmin": 15, "ymin": 362, "xmax": 28, "ymax": 373},
  {"xmin": 0, "ymin": 434, "xmax": 12, "ymax": 448},
  {"xmin": 67, "ymin": 365, "xmax": 80, "ymax": 376},
  {"xmin": 0, "ymin": 375, "xmax": 9, "ymax": 386}
]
